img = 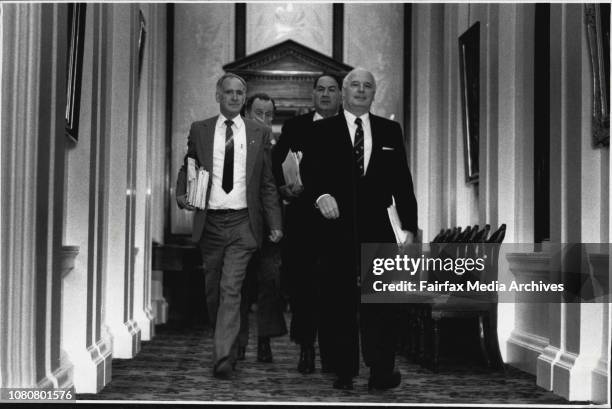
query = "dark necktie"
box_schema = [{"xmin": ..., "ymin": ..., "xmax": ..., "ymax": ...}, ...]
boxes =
[
  {"xmin": 354, "ymin": 117, "xmax": 364, "ymax": 176},
  {"xmin": 222, "ymin": 119, "xmax": 234, "ymax": 193}
]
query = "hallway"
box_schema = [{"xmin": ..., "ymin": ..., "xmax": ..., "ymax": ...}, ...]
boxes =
[{"xmin": 79, "ymin": 314, "xmax": 571, "ymax": 404}]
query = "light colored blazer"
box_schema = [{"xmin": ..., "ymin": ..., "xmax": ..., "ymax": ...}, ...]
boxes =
[{"xmin": 176, "ymin": 115, "xmax": 282, "ymax": 246}]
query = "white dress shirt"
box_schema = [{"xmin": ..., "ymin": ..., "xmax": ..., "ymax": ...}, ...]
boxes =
[
  {"xmin": 343, "ymin": 109, "xmax": 372, "ymax": 173},
  {"xmin": 208, "ymin": 114, "xmax": 248, "ymax": 210}
]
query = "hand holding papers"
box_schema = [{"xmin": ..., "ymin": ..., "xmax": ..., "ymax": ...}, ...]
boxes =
[
  {"xmin": 186, "ymin": 157, "xmax": 209, "ymax": 210},
  {"xmin": 281, "ymin": 150, "xmax": 303, "ymax": 189},
  {"xmin": 387, "ymin": 197, "xmax": 409, "ymax": 245}
]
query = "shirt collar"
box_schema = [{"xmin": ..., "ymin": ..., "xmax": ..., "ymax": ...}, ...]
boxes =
[
  {"xmin": 344, "ymin": 109, "xmax": 370, "ymax": 127},
  {"xmin": 217, "ymin": 114, "xmax": 244, "ymax": 129},
  {"xmin": 313, "ymin": 112, "xmax": 324, "ymax": 122}
]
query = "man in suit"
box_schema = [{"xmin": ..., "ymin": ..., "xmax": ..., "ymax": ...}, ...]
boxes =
[
  {"xmin": 272, "ymin": 74, "xmax": 341, "ymax": 374},
  {"xmin": 237, "ymin": 93, "xmax": 287, "ymax": 363},
  {"xmin": 176, "ymin": 73, "xmax": 283, "ymax": 379},
  {"xmin": 303, "ymin": 68, "xmax": 418, "ymax": 390}
]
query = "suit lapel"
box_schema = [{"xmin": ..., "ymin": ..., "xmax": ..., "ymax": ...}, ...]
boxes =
[
  {"xmin": 367, "ymin": 113, "xmax": 382, "ymax": 174},
  {"xmin": 337, "ymin": 111, "xmax": 353, "ymax": 153},
  {"xmin": 245, "ymin": 119, "xmax": 259, "ymax": 186},
  {"xmin": 200, "ymin": 116, "xmax": 216, "ymax": 173}
]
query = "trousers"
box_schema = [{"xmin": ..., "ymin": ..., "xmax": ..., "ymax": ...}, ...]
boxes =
[{"xmin": 199, "ymin": 209, "xmax": 257, "ymax": 367}]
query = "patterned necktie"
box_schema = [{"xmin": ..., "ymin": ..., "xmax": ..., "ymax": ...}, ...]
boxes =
[
  {"xmin": 222, "ymin": 119, "xmax": 234, "ymax": 193},
  {"xmin": 354, "ymin": 117, "xmax": 364, "ymax": 176}
]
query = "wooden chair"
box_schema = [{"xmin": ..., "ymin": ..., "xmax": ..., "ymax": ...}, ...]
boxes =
[{"xmin": 422, "ymin": 224, "xmax": 506, "ymax": 372}]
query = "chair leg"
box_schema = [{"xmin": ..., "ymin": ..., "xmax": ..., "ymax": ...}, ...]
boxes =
[
  {"xmin": 408, "ymin": 311, "xmax": 418, "ymax": 361},
  {"xmin": 478, "ymin": 314, "xmax": 492, "ymax": 368},
  {"xmin": 432, "ymin": 318, "xmax": 440, "ymax": 372},
  {"xmin": 417, "ymin": 314, "xmax": 427, "ymax": 365}
]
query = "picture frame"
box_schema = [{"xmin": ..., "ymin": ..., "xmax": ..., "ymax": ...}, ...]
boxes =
[
  {"xmin": 138, "ymin": 10, "xmax": 146, "ymax": 80},
  {"xmin": 65, "ymin": 3, "xmax": 86, "ymax": 142},
  {"xmin": 585, "ymin": 3, "xmax": 610, "ymax": 148},
  {"xmin": 458, "ymin": 22, "xmax": 480, "ymax": 184}
]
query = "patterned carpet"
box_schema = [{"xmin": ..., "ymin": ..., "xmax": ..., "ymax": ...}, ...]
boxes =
[{"xmin": 78, "ymin": 314, "xmax": 574, "ymax": 405}]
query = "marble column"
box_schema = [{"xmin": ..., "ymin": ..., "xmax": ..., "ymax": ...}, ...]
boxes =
[
  {"xmin": 103, "ymin": 3, "xmax": 142, "ymax": 359},
  {"xmin": 62, "ymin": 3, "xmax": 113, "ymax": 393},
  {"xmin": 0, "ymin": 3, "xmax": 72, "ymax": 388}
]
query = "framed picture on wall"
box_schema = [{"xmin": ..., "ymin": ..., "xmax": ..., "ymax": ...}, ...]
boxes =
[
  {"xmin": 65, "ymin": 3, "xmax": 86, "ymax": 142},
  {"xmin": 138, "ymin": 10, "xmax": 146, "ymax": 80},
  {"xmin": 459, "ymin": 21, "xmax": 480, "ymax": 184},
  {"xmin": 585, "ymin": 3, "xmax": 610, "ymax": 148}
]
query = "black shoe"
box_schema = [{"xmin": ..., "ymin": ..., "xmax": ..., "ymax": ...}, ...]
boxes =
[
  {"xmin": 298, "ymin": 345, "xmax": 315, "ymax": 374},
  {"xmin": 236, "ymin": 346, "xmax": 246, "ymax": 361},
  {"xmin": 368, "ymin": 370, "xmax": 401, "ymax": 391},
  {"xmin": 213, "ymin": 357, "xmax": 233, "ymax": 379},
  {"xmin": 257, "ymin": 337, "xmax": 273, "ymax": 363},
  {"xmin": 333, "ymin": 376, "xmax": 354, "ymax": 390}
]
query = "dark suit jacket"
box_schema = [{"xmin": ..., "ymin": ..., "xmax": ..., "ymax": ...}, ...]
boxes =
[
  {"xmin": 176, "ymin": 116, "xmax": 282, "ymax": 246},
  {"xmin": 272, "ymin": 111, "xmax": 315, "ymax": 187},
  {"xmin": 304, "ymin": 111, "xmax": 418, "ymax": 243}
]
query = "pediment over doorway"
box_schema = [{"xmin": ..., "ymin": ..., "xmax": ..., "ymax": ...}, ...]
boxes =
[{"xmin": 223, "ymin": 40, "xmax": 352, "ymax": 119}]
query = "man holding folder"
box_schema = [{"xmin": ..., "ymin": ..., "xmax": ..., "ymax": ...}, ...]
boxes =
[
  {"xmin": 303, "ymin": 68, "xmax": 418, "ymax": 390},
  {"xmin": 176, "ymin": 73, "xmax": 282, "ymax": 379}
]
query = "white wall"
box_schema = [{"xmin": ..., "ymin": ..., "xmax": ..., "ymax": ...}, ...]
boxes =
[{"xmin": 410, "ymin": 3, "xmax": 609, "ymax": 403}]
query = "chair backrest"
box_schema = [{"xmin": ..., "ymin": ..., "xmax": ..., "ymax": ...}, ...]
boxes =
[
  {"xmin": 447, "ymin": 227, "xmax": 462, "ymax": 242},
  {"xmin": 487, "ymin": 224, "xmax": 506, "ymax": 244},
  {"xmin": 473, "ymin": 224, "xmax": 491, "ymax": 243}
]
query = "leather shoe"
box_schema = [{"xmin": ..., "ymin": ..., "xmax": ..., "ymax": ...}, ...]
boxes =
[
  {"xmin": 236, "ymin": 346, "xmax": 246, "ymax": 361},
  {"xmin": 368, "ymin": 370, "xmax": 401, "ymax": 391},
  {"xmin": 257, "ymin": 337, "xmax": 273, "ymax": 363},
  {"xmin": 297, "ymin": 345, "xmax": 315, "ymax": 374},
  {"xmin": 333, "ymin": 376, "xmax": 354, "ymax": 390},
  {"xmin": 213, "ymin": 357, "xmax": 233, "ymax": 379}
]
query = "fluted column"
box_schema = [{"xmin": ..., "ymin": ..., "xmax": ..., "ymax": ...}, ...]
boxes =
[
  {"xmin": 133, "ymin": 3, "xmax": 158, "ymax": 341},
  {"xmin": 103, "ymin": 3, "xmax": 141, "ymax": 360},
  {"xmin": 0, "ymin": 3, "xmax": 71, "ymax": 388},
  {"xmin": 62, "ymin": 3, "xmax": 113, "ymax": 393}
]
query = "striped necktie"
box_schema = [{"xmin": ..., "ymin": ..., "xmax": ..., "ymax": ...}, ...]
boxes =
[
  {"xmin": 222, "ymin": 119, "xmax": 234, "ymax": 193},
  {"xmin": 354, "ymin": 117, "xmax": 364, "ymax": 176}
]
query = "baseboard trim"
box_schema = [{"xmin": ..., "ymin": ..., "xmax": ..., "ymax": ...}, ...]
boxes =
[{"xmin": 506, "ymin": 329, "xmax": 549, "ymax": 375}]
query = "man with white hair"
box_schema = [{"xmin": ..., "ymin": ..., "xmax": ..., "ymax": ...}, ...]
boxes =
[
  {"xmin": 303, "ymin": 68, "xmax": 418, "ymax": 390},
  {"xmin": 176, "ymin": 73, "xmax": 283, "ymax": 379}
]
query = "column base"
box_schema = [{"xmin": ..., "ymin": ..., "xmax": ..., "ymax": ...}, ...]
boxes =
[
  {"xmin": 506, "ymin": 329, "xmax": 548, "ymax": 375},
  {"xmin": 153, "ymin": 299, "xmax": 168, "ymax": 325},
  {"xmin": 591, "ymin": 358, "xmax": 609, "ymax": 404},
  {"xmin": 36, "ymin": 350, "xmax": 73, "ymax": 389},
  {"xmin": 136, "ymin": 308, "xmax": 155, "ymax": 341},
  {"xmin": 537, "ymin": 345, "xmax": 561, "ymax": 390},
  {"xmin": 553, "ymin": 350, "xmax": 600, "ymax": 402},
  {"xmin": 70, "ymin": 337, "xmax": 112, "ymax": 394},
  {"xmin": 107, "ymin": 319, "xmax": 141, "ymax": 359}
]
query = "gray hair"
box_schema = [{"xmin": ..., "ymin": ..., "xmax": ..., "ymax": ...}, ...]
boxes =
[
  {"xmin": 216, "ymin": 73, "xmax": 247, "ymax": 92},
  {"xmin": 342, "ymin": 67, "xmax": 376, "ymax": 90}
]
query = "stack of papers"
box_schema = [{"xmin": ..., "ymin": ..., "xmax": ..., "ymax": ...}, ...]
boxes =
[
  {"xmin": 281, "ymin": 151, "xmax": 303, "ymax": 188},
  {"xmin": 387, "ymin": 197, "xmax": 407, "ymax": 244},
  {"xmin": 186, "ymin": 157, "xmax": 209, "ymax": 210}
]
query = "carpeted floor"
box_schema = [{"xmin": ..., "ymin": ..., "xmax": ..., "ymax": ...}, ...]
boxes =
[{"xmin": 78, "ymin": 314, "xmax": 575, "ymax": 405}]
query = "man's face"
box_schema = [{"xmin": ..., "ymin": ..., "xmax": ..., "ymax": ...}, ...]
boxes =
[
  {"xmin": 216, "ymin": 77, "xmax": 246, "ymax": 118},
  {"xmin": 312, "ymin": 76, "xmax": 340, "ymax": 116},
  {"xmin": 248, "ymin": 98, "xmax": 275, "ymax": 127},
  {"xmin": 343, "ymin": 70, "xmax": 376, "ymax": 114}
]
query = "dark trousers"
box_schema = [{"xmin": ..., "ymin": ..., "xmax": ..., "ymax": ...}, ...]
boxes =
[
  {"xmin": 199, "ymin": 209, "xmax": 257, "ymax": 367},
  {"xmin": 238, "ymin": 240, "xmax": 287, "ymax": 347},
  {"xmin": 318, "ymin": 208, "xmax": 401, "ymax": 380},
  {"xmin": 284, "ymin": 201, "xmax": 332, "ymax": 363}
]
